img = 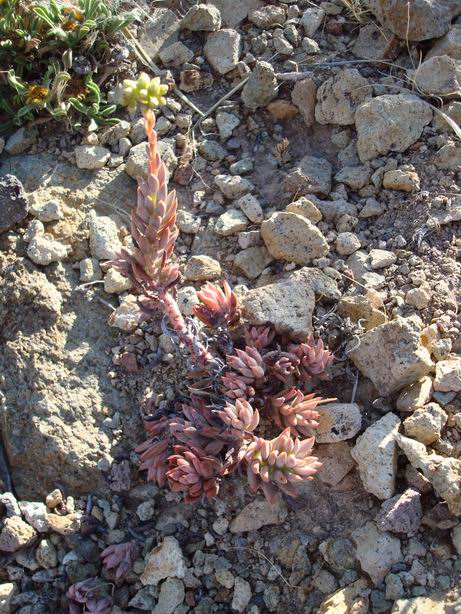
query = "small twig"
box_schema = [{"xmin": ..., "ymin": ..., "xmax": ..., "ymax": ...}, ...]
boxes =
[
  {"xmin": 351, "ymin": 369, "xmax": 359, "ymax": 404},
  {"xmin": 221, "ymin": 546, "xmax": 300, "ymax": 589},
  {"xmin": 275, "ymin": 58, "xmax": 403, "ymax": 81},
  {"xmin": 0, "ymin": 440, "xmax": 13, "ymax": 493},
  {"xmin": 193, "ymin": 76, "xmax": 249, "ymax": 128}
]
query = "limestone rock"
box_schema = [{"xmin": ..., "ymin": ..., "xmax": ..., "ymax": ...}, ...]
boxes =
[
  {"xmin": 376, "ymin": 489, "xmax": 422, "ymax": 535},
  {"xmin": 284, "ymin": 154, "xmax": 332, "ymax": 196},
  {"xmin": 27, "ymin": 235, "xmax": 70, "ymax": 265},
  {"xmin": 75, "ymin": 145, "xmax": 110, "ymax": 170},
  {"xmin": 383, "ymin": 169, "xmax": 420, "ymax": 192},
  {"xmin": 204, "ymin": 29, "xmax": 240, "ymax": 74},
  {"xmin": 215, "ymin": 209, "xmax": 249, "ymax": 236},
  {"xmin": 104, "ymin": 269, "xmax": 132, "ymax": 294},
  {"xmin": 249, "ymin": 5, "xmax": 286, "ymax": 28},
  {"xmin": 88, "ymin": 214, "xmax": 121, "ymax": 260},
  {"xmin": 352, "ymin": 413, "xmax": 401, "ymax": 500},
  {"xmin": 315, "ymin": 69, "xmax": 372, "ymax": 125},
  {"xmin": 181, "ymin": 3, "xmax": 221, "ymax": 31},
  {"xmin": 353, "ymin": 521, "xmax": 402, "ymax": 584},
  {"xmin": 369, "ymin": 248, "xmax": 397, "ymax": 269},
  {"xmin": 0, "ymin": 517, "xmax": 36, "ymax": 552},
  {"xmin": 315, "ymin": 403, "xmax": 362, "ymax": 444},
  {"xmin": 434, "ymin": 358, "xmax": 461, "ymax": 392},
  {"xmin": 366, "ymin": 0, "xmax": 461, "ymax": 41},
  {"xmin": 350, "ymin": 316, "xmax": 434, "ymax": 396},
  {"xmin": 396, "ymin": 376, "xmax": 433, "ymax": 412},
  {"xmin": 184, "ymin": 255, "xmax": 221, "ymax": 281},
  {"xmin": 239, "ymin": 274, "xmax": 315, "ymax": 340},
  {"xmin": 355, "ymin": 94, "xmax": 432, "ymax": 162},
  {"xmin": 318, "ymin": 578, "xmax": 369, "ymax": 614},
  {"xmin": 241, "ymin": 61, "xmax": 278, "ymax": 110},
  {"xmin": 403, "ymin": 403, "xmax": 447, "ymax": 444},
  {"xmin": 141, "ymin": 537, "xmax": 186, "ymax": 586},
  {"xmin": 316, "ymin": 442, "xmax": 356, "ymax": 486},
  {"xmin": 286, "ymin": 197, "xmax": 322, "ymax": 223},
  {"xmin": 261, "ymin": 212, "xmax": 329, "ymax": 265},
  {"xmin": 234, "ymin": 246, "xmax": 272, "ymax": 279},
  {"xmin": 215, "ymin": 174, "xmax": 253, "ymax": 199},
  {"xmin": 0, "ymin": 175, "xmax": 29, "ymax": 234},
  {"xmin": 337, "ymin": 294, "xmax": 387, "ymax": 331},
  {"xmin": 230, "ymin": 498, "xmax": 287, "ymax": 533},
  {"xmin": 414, "ymin": 55, "xmax": 461, "ymax": 99},
  {"xmin": 396, "ymin": 433, "xmax": 461, "ymax": 515},
  {"xmin": 291, "ymin": 78, "xmax": 317, "ymax": 126}
]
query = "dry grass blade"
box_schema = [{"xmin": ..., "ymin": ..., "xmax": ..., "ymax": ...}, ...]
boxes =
[{"xmin": 429, "ymin": 105, "xmax": 461, "ymax": 140}]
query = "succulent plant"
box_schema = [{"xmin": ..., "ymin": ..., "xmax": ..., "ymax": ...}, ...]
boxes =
[
  {"xmin": 226, "ymin": 346, "xmax": 265, "ymax": 387},
  {"xmin": 67, "ymin": 578, "xmax": 112, "ymax": 614},
  {"xmin": 290, "ymin": 336, "xmax": 334, "ymax": 382},
  {"xmin": 243, "ymin": 429, "xmax": 322, "ymax": 503},
  {"xmin": 122, "ymin": 72, "xmax": 168, "ymax": 112},
  {"xmin": 217, "ymin": 399, "xmax": 260, "ymax": 436},
  {"xmin": 264, "ymin": 350, "xmax": 299, "ymax": 384},
  {"xmin": 166, "ymin": 445, "xmax": 224, "ymax": 504},
  {"xmin": 193, "ymin": 280, "xmax": 240, "ymax": 329},
  {"xmin": 244, "ymin": 325, "xmax": 275, "ymax": 350},
  {"xmin": 270, "ymin": 387, "xmax": 332, "ymax": 437},
  {"xmin": 221, "ymin": 371, "xmax": 256, "ymax": 400},
  {"xmin": 101, "ymin": 541, "xmax": 139, "ymax": 584}
]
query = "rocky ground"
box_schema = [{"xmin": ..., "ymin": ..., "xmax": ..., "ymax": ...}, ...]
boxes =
[{"xmin": 1, "ymin": 0, "xmax": 461, "ymax": 612}]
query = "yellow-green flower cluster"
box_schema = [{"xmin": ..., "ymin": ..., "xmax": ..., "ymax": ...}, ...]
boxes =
[{"xmin": 122, "ymin": 73, "xmax": 168, "ymax": 112}]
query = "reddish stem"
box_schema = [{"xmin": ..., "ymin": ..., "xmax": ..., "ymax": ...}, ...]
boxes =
[{"xmin": 160, "ymin": 290, "xmax": 214, "ymax": 366}]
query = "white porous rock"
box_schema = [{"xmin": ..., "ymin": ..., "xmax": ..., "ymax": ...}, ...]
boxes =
[
  {"xmin": 414, "ymin": 55, "xmax": 461, "ymax": 99},
  {"xmin": 230, "ymin": 498, "xmax": 287, "ymax": 533},
  {"xmin": 405, "ymin": 287, "xmax": 431, "ymax": 310},
  {"xmin": 301, "ymin": 7, "xmax": 325, "ymax": 36},
  {"xmin": 141, "ymin": 536, "xmax": 186, "ymax": 586},
  {"xmin": 353, "ymin": 521, "xmax": 402, "ymax": 584},
  {"xmin": 177, "ymin": 210, "xmax": 201, "ymax": 234},
  {"xmin": 234, "ymin": 246, "xmax": 272, "ymax": 279},
  {"xmin": 0, "ymin": 583, "xmax": 15, "ymax": 613},
  {"xmin": 75, "ymin": 145, "xmax": 110, "ymax": 170},
  {"xmin": 235, "ymin": 193, "xmax": 263, "ymax": 223},
  {"xmin": 315, "ymin": 403, "xmax": 362, "ymax": 443},
  {"xmin": 396, "ymin": 376, "xmax": 433, "ymax": 413},
  {"xmin": 23, "ymin": 219, "xmax": 45, "ymax": 243},
  {"xmin": 177, "ymin": 286, "xmax": 199, "ymax": 316},
  {"xmin": 204, "ymin": 29, "xmax": 241, "ymax": 74},
  {"xmin": 434, "ymin": 358, "xmax": 461, "ymax": 392},
  {"xmin": 286, "ymin": 197, "xmax": 322, "ymax": 223},
  {"xmin": 18, "ymin": 501, "xmax": 49, "ymax": 533},
  {"xmin": 383, "ymin": 169, "xmax": 420, "ymax": 192},
  {"xmin": 351, "ymin": 413, "xmax": 400, "ymax": 500},
  {"xmin": 159, "ymin": 41, "xmax": 194, "ymax": 67},
  {"xmin": 369, "ymin": 248, "xmax": 397, "ymax": 269},
  {"xmin": 181, "ymin": 3, "xmax": 221, "ymax": 31},
  {"xmin": 261, "ymin": 211, "xmax": 329, "ymax": 265},
  {"xmin": 215, "ymin": 209, "xmax": 249, "ymax": 236},
  {"xmin": 27, "ymin": 235, "xmax": 70, "ymax": 265},
  {"xmin": 109, "ymin": 295, "xmax": 145, "ymax": 332},
  {"xmin": 126, "ymin": 140, "xmax": 177, "ymax": 181},
  {"xmin": 249, "ymin": 5, "xmax": 286, "ymax": 28},
  {"xmin": 88, "ymin": 213, "xmax": 121, "ymax": 260},
  {"xmin": 335, "ymin": 232, "xmax": 361, "ymax": 256},
  {"xmin": 241, "ymin": 60, "xmax": 278, "ymax": 110},
  {"xmin": 315, "ymin": 68, "xmax": 372, "ymax": 126},
  {"xmin": 355, "ymin": 94, "xmax": 432, "ymax": 162},
  {"xmin": 231, "ymin": 577, "xmax": 252, "ymax": 613},
  {"xmin": 214, "ymin": 174, "xmax": 254, "ymax": 199},
  {"xmin": 396, "ymin": 433, "xmax": 461, "ymax": 515},
  {"xmin": 403, "ymin": 402, "xmax": 447, "ymax": 445},
  {"xmin": 104, "ymin": 269, "xmax": 132, "ymax": 294},
  {"xmin": 30, "ymin": 200, "xmax": 64, "ymax": 222},
  {"xmin": 350, "ymin": 316, "xmax": 434, "ymax": 396},
  {"xmin": 216, "ymin": 111, "xmax": 241, "ymax": 141},
  {"xmin": 184, "ymin": 255, "xmax": 221, "ymax": 281},
  {"xmin": 79, "ymin": 258, "xmax": 102, "ymax": 282}
]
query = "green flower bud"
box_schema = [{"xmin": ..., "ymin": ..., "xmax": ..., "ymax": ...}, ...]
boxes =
[{"xmin": 122, "ymin": 73, "xmax": 168, "ymax": 112}]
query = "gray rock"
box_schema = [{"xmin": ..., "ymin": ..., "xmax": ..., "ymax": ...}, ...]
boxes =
[
  {"xmin": 139, "ymin": 8, "xmax": 179, "ymax": 61},
  {"xmin": 198, "ymin": 139, "xmax": 227, "ymax": 161},
  {"xmin": 30, "ymin": 200, "xmax": 63, "ymax": 222},
  {"xmin": 316, "ymin": 442, "xmax": 356, "ymax": 486},
  {"xmin": 353, "ymin": 521, "xmax": 402, "ymax": 584},
  {"xmin": 27, "ymin": 235, "xmax": 70, "ymax": 265},
  {"xmin": 286, "ymin": 197, "xmax": 322, "ymax": 223},
  {"xmin": 236, "ymin": 193, "xmax": 263, "ymax": 223},
  {"xmin": 104, "ymin": 269, "xmax": 132, "ymax": 294},
  {"xmin": 206, "ymin": 0, "xmax": 263, "ymax": 28},
  {"xmin": 241, "ymin": 61, "xmax": 278, "ymax": 110},
  {"xmin": 0, "ymin": 175, "xmax": 29, "ymax": 233},
  {"xmin": 181, "ymin": 3, "xmax": 221, "ymax": 31},
  {"xmin": 18, "ymin": 501, "xmax": 49, "ymax": 532},
  {"xmin": 159, "ymin": 41, "xmax": 194, "ymax": 67},
  {"xmin": 291, "ymin": 78, "xmax": 317, "ymax": 127},
  {"xmin": 352, "ymin": 22, "xmax": 400, "ymax": 61},
  {"xmin": 249, "ymin": 5, "xmax": 286, "ymax": 28},
  {"xmin": 141, "ymin": 537, "xmax": 186, "ymax": 586},
  {"xmin": 376, "ymin": 489, "xmax": 422, "ymax": 536},
  {"xmin": 367, "ymin": 0, "xmax": 461, "ymax": 41},
  {"xmin": 352, "ymin": 413, "xmax": 401, "ymax": 500},
  {"xmin": 403, "ymin": 402, "xmax": 447, "ymax": 444},
  {"xmin": 335, "ymin": 166, "xmax": 372, "ymax": 190},
  {"xmin": 355, "ymin": 94, "xmax": 432, "ymax": 162},
  {"xmin": 184, "ymin": 255, "xmax": 221, "ymax": 280},
  {"xmin": 204, "ymin": 29, "xmax": 240, "ymax": 74},
  {"xmin": 0, "ymin": 583, "xmax": 15, "ymax": 614},
  {"xmin": 35, "ymin": 538, "xmax": 58, "ymax": 569},
  {"xmin": 396, "ymin": 433, "xmax": 461, "ymax": 515},
  {"xmin": 215, "ymin": 174, "xmax": 253, "ymax": 199},
  {"xmin": 434, "ymin": 358, "xmax": 461, "ymax": 392},
  {"xmin": 414, "ymin": 55, "xmax": 461, "ymax": 99},
  {"xmin": 369, "ymin": 248, "xmax": 397, "ymax": 269},
  {"xmin": 391, "ymin": 595, "xmax": 446, "ymax": 614},
  {"xmin": 335, "ymin": 232, "xmax": 361, "ymax": 256},
  {"xmin": 301, "ymin": 7, "xmax": 325, "ymax": 36},
  {"xmin": 153, "ymin": 578, "xmax": 185, "ymax": 614},
  {"xmin": 5, "ymin": 127, "xmax": 38, "ymax": 155},
  {"xmin": 261, "ymin": 211, "xmax": 329, "ymax": 265},
  {"xmin": 230, "ymin": 498, "xmax": 287, "ymax": 533},
  {"xmin": 177, "ymin": 210, "xmax": 201, "ymax": 234},
  {"xmin": 240, "ymin": 273, "xmax": 315, "ymax": 340},
  {"xmin": 216, "ymin": 111, "xmax": 240, "ymax": 141},
  {"xmin": 315, "ymin": 403, "xmax": 362, "ymax": 443},
  {"xmin": 284, "ymin": 154, "xmax": 332, "ymax": 196},
  {"xmin": 215, "ymin": 209, "xmax": 249, "ymax": 236},
  {"xmin": 0, "ymin": 493, "xmax": 20, "ymax": 517},
  {"xmin": 0, "ymin": 517, "xmax": 36, "ymax": 552},
  {"xmin": 315, "ymin": 69, "xmax": 372, "ymax": 125},
  {"xmin": 234, "ymin": 246, "xmax": 272, "ymax": 279},
  {"xmin": 75, "ymin": 145, "xmax": 110, "ymax": 170},
  {"xmin": 232, "ymin": 577, "xmax": 252, "ymax": 613},
  {"xmin": 350, "ymin": 316, "xmax": 434, "ymax": 396},
  {"xmin": 287, "ymin": 266, "xmax": 341, "ymax": 301},
  {"xmin": 319, "ymin": 537, "xmax": 356, "ymax": 573},
  {"xmin": 79, "ymin": 257, "xmax": 102, "ymax": 282}
]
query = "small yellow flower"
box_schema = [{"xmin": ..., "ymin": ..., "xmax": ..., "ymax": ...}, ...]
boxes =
[
  {"xmin": 25, "ymin": 84, "xmax": 49, "ymax": 106},
  {"xmin": 122, "ymin": 73, "xmax": 168, "ymax": 112}
]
